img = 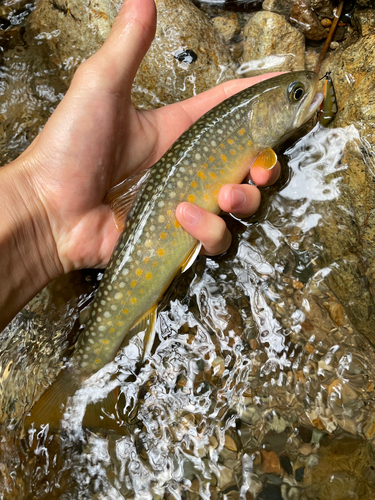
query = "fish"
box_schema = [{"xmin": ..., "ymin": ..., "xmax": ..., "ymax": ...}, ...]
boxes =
[
  {"xmin": 318, "ymin": 72, "xmax": 338, "ymax": 127},
  {"xmin": 26, "ymin": 71, "xmax": 322, "ymax": 431}
]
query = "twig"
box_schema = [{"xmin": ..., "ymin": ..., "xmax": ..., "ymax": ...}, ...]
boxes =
[{"xmin": 315, "ymin": 0, "xmax": 344, "ymax": 74}]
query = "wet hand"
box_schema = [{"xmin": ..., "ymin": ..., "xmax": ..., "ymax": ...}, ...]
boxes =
[{"xmin": 12, "ymin": 0, "xmax": 280, "ymax": 275}]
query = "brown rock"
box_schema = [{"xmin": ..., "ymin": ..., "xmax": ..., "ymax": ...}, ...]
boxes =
[
  {"xmin": 212, "ymin": 15, "xmax": 241, "ymax": 43},
  {"xmin": 352, "ymin": 9, "xmax": 375, "ymax": 37},
  {"xmin": 262, "ymin": 0, "xmax": 295, "ymax": 17},
  {"xmin": 241, "ymin": 11, "xmax": 305, "ymax": 77},
  {"xmin": 290, "ymin": 0, "xmax": 328, "ymax": 41},
  {"xmin": 317, "ymin": 27, "xmax": 375, "ymax": 344},
  {"xmin": 311, "ymin": 0, "xmax": 334, "ymax": 18},
  {"xmin": 261, "ymin": 450, "xmax": 281, "ymax": 475}
]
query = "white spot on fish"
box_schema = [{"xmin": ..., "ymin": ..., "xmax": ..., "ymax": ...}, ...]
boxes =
[
  {"xmin": 195, "ymin": 153, "xmax": 201, "ymax": 160},
  {"xmin": 158, "ymin": 201, "xmax": 165, "ymax": 208},
  {"xmin": 158, "ymin": 215, "xmax": 165, "ymax": 223},
  {"xmin": 122, "ymin": 268, "xmax": 129, "ymax": 276},
  {"xmin": 115, "ymin": 292, "xmax": 123, "ymax": 300},
  {"xmin": 104, "ymin": 311, "xmax": 110, "ymax": 318},
  {"xmin": 111, "ymin": 305, "xmax": 117, "ymax": 311},
  {"xmin": 177, "ymin": 181, "xmax": 183, "ymax": 188}
]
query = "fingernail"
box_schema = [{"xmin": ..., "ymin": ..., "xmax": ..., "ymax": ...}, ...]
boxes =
[
  {"xmin": 231, "ymin": 187, "xmax": 246, "ymax": 209},
  {"xmin": 182, "ymin": 204, "xmax": 202, "ymax": 225}
]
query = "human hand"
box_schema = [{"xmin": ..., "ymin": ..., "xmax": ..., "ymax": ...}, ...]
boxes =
[{"xmin": 9, "ymin": 0, "xmax": 280, "ymax": 278}]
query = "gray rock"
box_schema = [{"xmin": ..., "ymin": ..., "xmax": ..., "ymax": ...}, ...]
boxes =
[
  {"xmin": 132, "ymin": 0, "xmax": 236, "ymax": 109},
  {"xmin": 240, "ymin": 11, "xmax": 305, "ymax": 77},
  {"xmin": 352, "ymin": 9, "xmax": 375, "ymax": 37}
]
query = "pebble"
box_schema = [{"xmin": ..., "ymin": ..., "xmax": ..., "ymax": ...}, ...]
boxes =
[
  {"xmin": 330, "ymin": 41, "xmax": 340, "ymax": 50},
  {"xmin": 310, "ymin": 0, "xmax": 335, "ymax": 18},
  {"xmin": 321, "ymin": 18, "xmax": 332, "ymax": 27}
]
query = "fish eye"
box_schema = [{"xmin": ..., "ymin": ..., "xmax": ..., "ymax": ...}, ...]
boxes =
[{"xmin": 288, "ymin": 82, "xmax": 305, "ymax": 102}]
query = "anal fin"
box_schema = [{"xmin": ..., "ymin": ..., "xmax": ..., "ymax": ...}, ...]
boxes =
[
  {"xmin": 104, "ymin": 169, "xmax": 151, "ymax": 230},
  {"xmin": 181, "ymin": 242, "xmax": 202, "ymax": 273},
  {"xmin": 120, "ymin": 303, "xmax": 158, "ymax": 360}
]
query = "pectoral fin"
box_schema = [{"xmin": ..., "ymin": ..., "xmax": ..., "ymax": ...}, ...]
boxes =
[
  {"xmin": 252, "ymin": 148, "xmax": 277, "ymax": 171},
  {"xmin": 104, "ymin": 169, "xmax": 151, "ymax": 230}
]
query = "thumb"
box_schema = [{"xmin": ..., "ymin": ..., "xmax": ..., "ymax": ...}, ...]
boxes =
[{"xmin": 73, "ymin": 0, "xmax": 156, "ymax": 95}]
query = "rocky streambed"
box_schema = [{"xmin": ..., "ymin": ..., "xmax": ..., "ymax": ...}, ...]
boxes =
[{"xmin": 1, "ymin": 1, "xmax": 375, "ymax": 499}]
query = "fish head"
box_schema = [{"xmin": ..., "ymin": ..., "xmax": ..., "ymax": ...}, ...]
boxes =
[{"xmin": 247, "ymin": 71, "xmax": 323, "ymax": 149}]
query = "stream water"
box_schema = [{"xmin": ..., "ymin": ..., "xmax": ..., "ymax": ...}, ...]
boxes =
[{"xmin": 1, "ymin": 1, "xmax": 375, "ymax": 500}]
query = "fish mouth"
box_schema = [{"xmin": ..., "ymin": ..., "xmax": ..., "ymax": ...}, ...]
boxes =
[{"xmin": 294, "ymin": 91, "xmax": 324, "ymax": 128}]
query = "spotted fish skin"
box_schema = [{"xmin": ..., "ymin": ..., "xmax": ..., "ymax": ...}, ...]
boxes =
[{"xmin": 27, "ymin": 72, "xmax": 320, "ymax": 428}]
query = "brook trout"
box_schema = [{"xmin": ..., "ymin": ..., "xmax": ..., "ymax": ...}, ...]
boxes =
[{"xmin": 27, "ymin": 71, "xmax": 322, "ymax": 430}]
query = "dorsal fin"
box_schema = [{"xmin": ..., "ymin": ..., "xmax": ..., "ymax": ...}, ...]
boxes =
[
  {"xmin": 252, "ymin": 148, "xmax": 277, "ymax": 171},
  {"xmin": 104, "ymin": 169, "xmax": 151, "ymax": 230}
]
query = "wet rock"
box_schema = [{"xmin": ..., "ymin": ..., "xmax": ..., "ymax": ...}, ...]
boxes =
[
  {"xmin": 262, "ymin": 0, "xmax": 295, "ymax": 18},
  {"xmin": 317, "ymin": 26, "xmax": 375, "ymax": 343},
  {"xmin": 310, "ymin": 0, "xmax": 334, "ymax": 18},
  {"xmin": 352, "ymin": 8, "xmax": 375, "ymax": 37},
  {"xmin": 290, "ymin": 0, "xmax": 328, "ymax": 41},
  {"xmin": 212, "ymin": 15, "xmax": 241, "ymax": 43},
  {"xmin": 321, "ymin": 18, "xmax": 332, "ymax": 27},
  {"xmin": 132, "ymin": 0, "xmax": 236, "ymax": 109},
  {"xmin": 241, "ymin": 11, "xmax": 305, "ymax": 77}
]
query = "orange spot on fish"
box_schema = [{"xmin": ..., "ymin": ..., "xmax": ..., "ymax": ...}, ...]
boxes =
[
  {"xmin": 96, "ymin": 349, "xmax": 101, "ymax": 355},
  {"xmin": 157, "ymin": 248, "xmax": 165, "ymax": 256},
  {"xmin": 238, "ymin": 128, "xmax": 246, "ymax": 136},
  {"xmin": 109, "ymin": 329, "xmax": 114, "ymax": 334},
  {"xmin": 103, "ymin": 339, "xmax": 110, "ymax": 344},
  {"xmin": 118, "ymin": 321, "xmax": 124, "ymax": 326},
  {"xmin": 230, "ymin": 149, "xmax": 236, "ymax": 155},
  {"xmin": 131, "ymin": 280, "xmax": 137, "ymax": 288},
  {"xmin": 209, "ymin": 156, "xmax": 215, "ymax": 162},
  {"xmin": 122, "ymin": 309, "xmax": 129, "ymax": 314},
  {"xmin": 191, "ymin": 181, "xmax": 197, "ymax": 188},
  {"xmin": 238, "ymin": 145, "xmax": 243, "ymax": 151},
  {"xmin": 136, "ymin": 269, "xmax": 143, "ymax": 276},
  {"xmin": 95, "ymin": 358, "xmax": 101, "ymax": 364},
  {"xmin": 166, "ymin": 224, "xmax": 170, "ymax": 229},
  {"xmin": 167, "ymin": 210, "xmax": 172, "ymax": 215},
  {"xmin": 210, "ymin": 172, "xmax": 217, "ymax": 179},
  {"xmin": 160, "ymin": 232, "xmax": 167, "ymax": 239},
  {"xmin": 198, "ymin": 171, "xmax": 205, "ymax": 180},
  {"xmin": 220, "ymin": 170, "xmax": 225, "ymax": 175},
  {"xmin": 172, "ymin": 240, "xmax": 177, "ymax": 246},
  {"xmin": 188, "ymin": 195, "xmax": 195, "ymax": 203},
  {"xmin": 204, "ymin": 194, "xmax": 209, "ymax": 201},
  {"xmin": 131, "ymin": 298, "xmax": 137, "ymax": 304},
  {"xmin": 174, "ymin": 220, "xmax": 181, "ymax": 228},
  {"xmin": 173, "ymin": 232, "xmax": 177, "ymax": 237},
  {"xmin": 127, "ymin": 291, "xmax": 132, "ymax": 296},
  {"xmin": 205, "ymin": 184, "xmax": 212, "ymax": 190},
  {"xmin": 248, "ymin": 140, "xmax": 252, "ymax": 146},
  {"xmin": 221, "ymin": 154, "xmax": 227, "ymax": 162},
  {"xmin": 146, "ymin": 272, "xmax": 152, "ymax": 280},
  {"xmin": 202, "ymin": 163, "xmax": 208, "ymax": 169},
  {"xmin": 228, "ymin": 138, "xmax": 234, "ymax": 145},
  {"xmin": 220, "ymin": 143, "xmax": 225, "ymax": 148},
  {"xmin": 153, "ymin": 261, "xmax": 158, "ymax": 267},
  {"xmin": 144, "ymin": 257, "xmax": 150, "ymax": 264}
]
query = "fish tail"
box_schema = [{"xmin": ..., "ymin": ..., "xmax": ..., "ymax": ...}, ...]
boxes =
[
  {"xmin": 25, "ymin": 371, "xmax": 125, "ymax": 434},
  {"xmin": 24, "ymin": 369, "xmax": 79, "ymax": 431}
]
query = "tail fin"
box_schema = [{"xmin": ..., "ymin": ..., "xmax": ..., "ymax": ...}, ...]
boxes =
[
  {"xmin": 25, "ymin": 369, "xmax": 79, "ymax": 431},
  {"xmin": 25, "ymin": 370, "xmax": 125, "ymax": 434}
]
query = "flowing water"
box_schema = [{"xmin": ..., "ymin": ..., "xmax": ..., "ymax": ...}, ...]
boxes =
[{"xmin": 2, "ymin": 2, "xmax": 375, "ymax": 500}]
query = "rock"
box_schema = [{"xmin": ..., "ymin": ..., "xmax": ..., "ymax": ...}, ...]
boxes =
[
  {"xmin": 321, "ymin": 18, "xmax": 332, "ymax": 28},
  {"xmin": 262, "ymin": 0, "xmax": 295, "ymax": 18},
  {"xmin": 317, "ymin": 23, "xmax": 375, "ymax": 343},
  {"xmin": 305, "ymin": 47, "xmax": 320, "ymax": 71},
  {"xmin": 132, "ymin": 0, "xmax": 236, "ymax": 109},
  {"xmin": 290, "ymin": 0, "xmax": 328, "ymax": 41},
  {"xmin": 26, "ymin": 0, "xmax": 118, "ymax": 70},
  {"xmin": 329, "ymin": 41, "xmax": 340, "ymax": 50},
  {"xmin": 310, "ymin": 0, "xmax": 334, "ymax": 18},
  {"xmin": 240, "ymin": 11, "xmax": 305, "ymax": 77},
  {"xmin": 352, "ymin": 9, "xmax": 375, "ymax": 37},
  {"xmin": 212, "ymin": 15, "xmax": 241, "ymax": 43}
]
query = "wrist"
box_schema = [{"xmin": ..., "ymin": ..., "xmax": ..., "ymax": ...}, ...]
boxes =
[{"xmin": 0, "ymin": 158, "xmax": 63, "ymax": 329}]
